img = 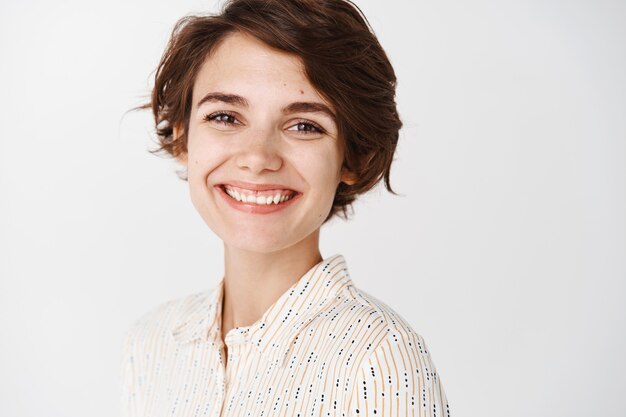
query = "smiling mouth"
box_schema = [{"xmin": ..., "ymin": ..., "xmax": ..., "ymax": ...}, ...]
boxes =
[{"xmin": 219, "ymin": 184, "xmax": 298, "ymax": 205}]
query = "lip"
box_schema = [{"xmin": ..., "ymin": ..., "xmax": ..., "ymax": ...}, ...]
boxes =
[
  {"xmin": 218, "ymin": 180, "xmax": 299, "ymax": 192},
  {"xmin": 214, "ymin": 184, "xmax": 302, "ymax": 215}
]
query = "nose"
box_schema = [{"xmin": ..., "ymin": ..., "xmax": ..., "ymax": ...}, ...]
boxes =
[{"xmin": 234, "ymin": 127, "xmax": 283, "ymax": 174}]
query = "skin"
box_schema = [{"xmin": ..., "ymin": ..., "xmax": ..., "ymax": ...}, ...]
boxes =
[{"xmin": 173, "ymin": 31, "xmax": 356, "ymax": 363}]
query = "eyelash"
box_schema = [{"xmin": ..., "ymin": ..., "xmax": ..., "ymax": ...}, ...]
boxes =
[{"xmin": 203, "ymin": 111, "xmax": 326, "ymax": 134}]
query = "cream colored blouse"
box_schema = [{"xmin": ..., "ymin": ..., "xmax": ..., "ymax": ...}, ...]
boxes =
[{"xmin": 120, "ymin": 254, "xmax": 450, "ymax": 417}]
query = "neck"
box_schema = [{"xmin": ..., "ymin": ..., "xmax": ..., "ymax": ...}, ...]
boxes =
[{"xmin": 220, "ymin": 229, "xmax": 323, "ymax": 341}]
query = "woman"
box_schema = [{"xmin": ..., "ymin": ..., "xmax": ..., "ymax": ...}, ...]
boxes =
[{"xmin": 122, "ymin": 1, "xmax": 450, "ymax": 416}]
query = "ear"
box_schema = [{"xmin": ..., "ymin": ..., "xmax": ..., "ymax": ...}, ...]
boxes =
[
  {"xmin": 340, "ymin": 166, "xmax": 358, "ymax": 185},
  {"xmin": 172, "ymin": 123, "xmax": 188, "ymax": 165}
]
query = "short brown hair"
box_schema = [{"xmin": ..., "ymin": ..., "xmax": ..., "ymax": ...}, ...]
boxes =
[{"xmin": 138, "ymin": 0, "xmax": 402, "ymax": 222}]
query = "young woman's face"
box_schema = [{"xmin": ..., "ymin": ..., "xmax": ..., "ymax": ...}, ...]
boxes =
[{"xmin": 181, "ymin": 31, "xmax": 352, "ymax": 253}]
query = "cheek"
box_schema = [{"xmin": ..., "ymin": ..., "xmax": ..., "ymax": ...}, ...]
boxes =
[
  {"xmin": 186, "ymin": 141, "xmax": 226, "ymax": 226},
  {"xmin": 187, "ymin": 135, "xmax": 227, "ymax": 180},
  {"xmin": 299, "ymin": 148, "xmax": 343, "ymax": 197}
]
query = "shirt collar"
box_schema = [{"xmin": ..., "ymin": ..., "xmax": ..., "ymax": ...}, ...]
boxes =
[{"xmin": 172, "ymin": 253, "xmax": 354, "ymax": 368}]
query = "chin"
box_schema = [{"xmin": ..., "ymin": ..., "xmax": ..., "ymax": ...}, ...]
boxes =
[
  {"xmin": 227, "ymin": 241, "xmax": 294, "ymax": 255},
  {"xmin": 223, "ymin": 232, "xmax": 300, "ymax": 254}
]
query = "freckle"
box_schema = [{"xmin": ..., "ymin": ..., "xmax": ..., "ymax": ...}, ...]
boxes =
[{"xmin": 300, "ymin": 90, "xmax": 304, "ymax": 94}]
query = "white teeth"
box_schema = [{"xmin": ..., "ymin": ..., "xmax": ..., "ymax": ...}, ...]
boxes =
[{"xmin": 223, "ymin": 186, "xmax": 294, "ymax": 205}]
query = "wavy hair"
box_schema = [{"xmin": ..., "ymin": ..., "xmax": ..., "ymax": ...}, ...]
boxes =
[{"xmin": 134, "ymin": 0, "xmax": 402, "ymax": 222}]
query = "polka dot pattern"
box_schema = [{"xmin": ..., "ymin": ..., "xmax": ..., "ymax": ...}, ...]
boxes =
[{"xmin": 121, "ymin": 254, "xmax": 449, "ymax": 417}]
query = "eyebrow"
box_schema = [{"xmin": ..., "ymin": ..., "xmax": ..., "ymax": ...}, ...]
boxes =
[
  {"xmin": 196, "ymin": 92, "xmax": 336, "ymax": 121},
  {"xmin": 283, "ymin": 102, "xmax": 336, "ymax": 121},
  {"xmin": 197, "ymin": 92, "xmax": 249, "ymax": 108}
]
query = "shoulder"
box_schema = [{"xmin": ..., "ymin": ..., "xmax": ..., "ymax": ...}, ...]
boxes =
[
  {"xmin": 337, "ymin": 284, "xmax": 429, "ymax": 351},
  {"xmin": 123, "ymin": 288, "xmax": 214, "ymax": 349},
  {"xmin": 311, "ymin": 283, "xmax": 440, "ymax": 370},
  {"xmin": 339, "ymin": 287, "xmax": 450, "ymax": 415},
  {"xmin": 348, "ymin": 286, "xmax": 441, "ymax": 372},
  {"xmin": 339, "ymin": 284, "xmax": 446, "ymax": 383}
]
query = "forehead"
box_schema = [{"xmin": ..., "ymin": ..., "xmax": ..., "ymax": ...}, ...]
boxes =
[{"xmin": 192, "ymin": 31, "xmax": 331, "ymax": 109}]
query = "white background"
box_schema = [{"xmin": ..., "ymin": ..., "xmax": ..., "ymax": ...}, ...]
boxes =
[{"xmin": 1, "ymin": 0, "xmax": 624, "ymax": 416}]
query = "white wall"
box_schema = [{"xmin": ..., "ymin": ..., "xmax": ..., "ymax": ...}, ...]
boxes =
[{"xmin": 0, "ymin": 1, "xmax": 624, "ymax": 416}]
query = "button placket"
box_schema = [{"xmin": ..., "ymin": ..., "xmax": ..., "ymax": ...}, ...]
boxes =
[
  {"xmin": 219, "ymin": 328, "xmax": 250, "ymax": 417},
  {"xmin": 212, "ymin": 336, "xmax": 227, "ymax": 417}
]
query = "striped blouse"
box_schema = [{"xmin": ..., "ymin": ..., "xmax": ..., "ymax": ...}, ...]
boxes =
[{"xmin": 120, "ymin": 254, "xmax": 450, "ymax": 417}]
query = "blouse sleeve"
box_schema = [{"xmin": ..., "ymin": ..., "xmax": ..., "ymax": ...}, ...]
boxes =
[
  {"xmin": 348, "ymin": 329, "xmax": 450, "ymax": 417},
  {"xmin": 120, "ymin": 329, "xmax": 144, "ymax": 417}
]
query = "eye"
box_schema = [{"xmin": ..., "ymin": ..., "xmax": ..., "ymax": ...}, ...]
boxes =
[
  {"xmin": 286, "ymin": 120, "xmax": 326, "ymax": 135},
  {"xmin": 203, "ymin": 111, "xmax": 240, "ymax": 126}
]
